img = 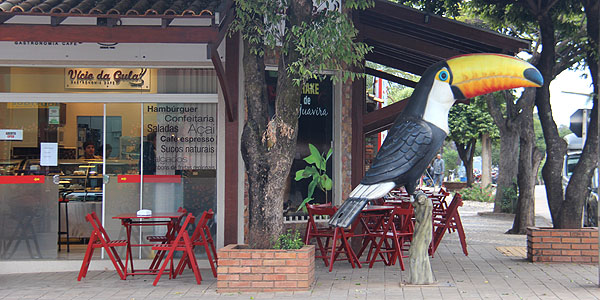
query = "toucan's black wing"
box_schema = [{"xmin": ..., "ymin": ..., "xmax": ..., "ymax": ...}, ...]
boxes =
[
  {"xmin": 361, "ymin": 115, "xmax": 436, "ymax": 185},
  {"xmin": 329, "ymin": 116, "xmax": 442, "ymax": 228}
]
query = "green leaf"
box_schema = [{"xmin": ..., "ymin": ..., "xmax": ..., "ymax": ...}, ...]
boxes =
[
  {"xmin": 322, "ymin": 175, "xmax": 333, "ymax": 191},
  {"xmin": 307, "ymin": 179, "xmax": 317, "ymax": 199},
  {"xmin": 325, "ymin": 147, "xmax": 333, "ymax": 162},
  {"xmin": 296, "ymin": 196, "xmax": 314, "ymax": 212},
  {"xmin": 294, "ymin": 170, "xmax": 308, "ymax": 181}
]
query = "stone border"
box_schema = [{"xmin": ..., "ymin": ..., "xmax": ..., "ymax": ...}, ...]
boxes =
[
  {"xmin": 527, "ymin": 226, "xmax": 598, "ymax": 263},
  {"xmin": 217, "ymin": 244, "xmax": 315, "ymax": 293}
]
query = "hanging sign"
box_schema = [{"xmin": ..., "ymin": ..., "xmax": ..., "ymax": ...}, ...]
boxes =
[
  {"xmin": 0, "ymin": 129, "xmax": 23, "ymax": 141},
  {"xmin": 64, "ymin": 68, "xmax": 150, "ymax": 90}
]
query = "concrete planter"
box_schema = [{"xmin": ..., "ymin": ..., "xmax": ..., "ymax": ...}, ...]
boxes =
[
  {"xmin": 217, "ymin": 244, "xmax": 315, "ymax": 293},
  {"xmin": 527, "ymin": 227, "xmax": 598, "ymax": 263}
]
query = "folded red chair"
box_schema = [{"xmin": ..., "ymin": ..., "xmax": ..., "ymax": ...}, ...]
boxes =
[
  {"xmin": 78, "ymin": 212, "xmax": 127, "ymax": 281},
  {"xmin": 173, "ymin": 209, "xmax": 218, "ymax": 278},
  {"xmin": 147, "ymin": 207, "xmax": 188, "ymax": 270},
  {"xmin": 151, "ymin": 213, "xmax": 201, "ymax": 286},
  {"xmin": 429, "ymin": 193, "xmax": 467, "ymax": 257},
  {"xmin": 368, "ymin": 207, "xmax": 414, "ymax": 270}
]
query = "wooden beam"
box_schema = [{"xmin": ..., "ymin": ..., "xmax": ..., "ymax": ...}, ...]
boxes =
[
  {"xmin": 361, "ymin": 24, "xmax": 459, "ymax": 60},
  {"xmin": 0, "ymin": 24, "xmax": 217, "ymax": 43},
  {"xmin": 366, "ymin": 51, "xmax": 427, "ymax": 76},
  {"xmin": 223, "ymin": 32, "xmax": 239, "ymax": 246},
  {"xmin": 363, "ymin": 99, "xmax": 409, "ymax": 135},
  {"xmin": 365, "ymin": 67, "xmax": 418, "ymax": 88},
  {"xmin": 351, "ymin": 77, "xmax": 366, "ymax": 188},
  {"xmin": 210, "ymin": 43, "xmax": 234, "ymax": 122},
  {"xmin": 366, "ymin": 0, "xmax": 530, "ymax": 54}
]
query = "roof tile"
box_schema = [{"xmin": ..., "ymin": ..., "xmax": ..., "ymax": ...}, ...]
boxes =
[{"xmin": 0, "ymin": 0, "xmax": 221, "ymax": 16}]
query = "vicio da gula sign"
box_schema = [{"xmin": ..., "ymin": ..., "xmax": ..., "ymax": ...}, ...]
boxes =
[{"xmin": 64, "ymin": 68, "xmax": 150, "ymax": 90}]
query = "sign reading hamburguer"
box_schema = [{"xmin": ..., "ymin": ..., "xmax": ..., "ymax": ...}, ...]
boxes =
[
  {"xmin": 148, "ymin": 104, "xmax": 217, "ymax": 172},
  {"xmin": 65, "ymin": 68, "xmax": 150, "ymax": 90}
]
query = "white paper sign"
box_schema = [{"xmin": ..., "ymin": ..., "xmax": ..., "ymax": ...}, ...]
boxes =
[
  {"xmin": 40, "ymin": 142, "xmax": 58, "ymax": 166},
  {"xmin": 0, "ymin": 129, "xmax": 23, "ymax": 140}
]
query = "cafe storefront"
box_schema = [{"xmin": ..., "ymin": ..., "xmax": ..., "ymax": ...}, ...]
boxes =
[{"xmin": 0, "ymin": 42, "xmax": 227, "ymax": 260}]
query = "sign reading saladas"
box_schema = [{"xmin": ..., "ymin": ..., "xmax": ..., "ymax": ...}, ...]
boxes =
[
  {"xmin": 149, "ymin": 103, "xmax": 217, "ymax": 172},
  {"xmin": 64, "ymin": 68, "xmax": 150, "ymax": 90}
]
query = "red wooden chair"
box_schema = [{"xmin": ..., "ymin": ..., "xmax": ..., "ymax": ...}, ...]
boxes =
[
  {"xmin": 368, "ymin": 207, "xmax": 414, "ymax": 270},
  {"xmin": 429, "ymin": 192, "xmax": 468, "ymax": 256},
  {"xmin": 173, "ymin": 209, "xmax": 218, "ymax": 278},
  {"xmin": 305, "ymin": 203, "xmax": 359, "ymax": 272},
  {"xmin": 78, "ymin": 212, "xmax": 127, "ymax": 281},
  {"xmin": 147, "ymin": 207, "xmax": 188, "ymax": 270},
  {"xmin": 151, "ymin": 213, "xmax": 201, "ymax": 286},
  {"xmin": 304, "ymin": 203, "xmax": 335, "ymax": 266}
]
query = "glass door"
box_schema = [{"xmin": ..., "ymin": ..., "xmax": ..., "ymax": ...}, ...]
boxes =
[{"xmin": 0, "ymin": 103, "xmax": 60, "ymax": 259}]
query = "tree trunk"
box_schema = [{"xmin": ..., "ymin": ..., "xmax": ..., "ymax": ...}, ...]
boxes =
[
  {"xmin": 456, "ymin": 139, "xmax": 476, "ymax": 187},
  {"xmin": 509, "ymin": 104, "xmax": 542, "ymax": 234},
  {"xmin": 240, "ymin": 0, "xmax": 312, "ymax": 248},
  {"xmin": 408, "ymin": 192, "xmax": 434, "ymax": 285},
  {"xmin": 563, "ymin": 0, "xmax": 599, "ymax": 228},
  {"xmin": 486, "ymin": 92, "xmax": 520, "ymax": 213},
  {"xmin": 480, "ymin": 133, "xmax": 492, "ymax": 187},
  {"xmin": 533, "ymin": 10, "xmax": 568, "ymax": 228}
]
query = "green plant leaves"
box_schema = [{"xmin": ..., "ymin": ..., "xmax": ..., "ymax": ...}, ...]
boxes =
[{"xmin": 295, "ymin": 143, "xmax": 333, "ymax": 211}]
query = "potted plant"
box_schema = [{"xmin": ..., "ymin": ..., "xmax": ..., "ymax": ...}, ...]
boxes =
[
  {"xmin": 217, "ymin": 230, "xmax": 315, "ymax": 293},
  {"xmin": 294, "ymin": 143, "xmax": 333, "ymax": 212}
]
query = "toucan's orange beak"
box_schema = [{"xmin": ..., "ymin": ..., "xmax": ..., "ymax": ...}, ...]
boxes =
[{"xmin": 447, "ymin": 53, "xmax": 543, "ymax": 99}]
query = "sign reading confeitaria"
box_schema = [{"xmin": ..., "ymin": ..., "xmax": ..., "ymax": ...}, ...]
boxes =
[{"xmin": 64, "ymin": 68, "xmax": 150, "ymax": 90}]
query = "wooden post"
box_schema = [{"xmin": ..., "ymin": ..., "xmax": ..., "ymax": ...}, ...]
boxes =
[{"xmin": 408, "ymin": 192, "xmax": 434, "ymax": 284}]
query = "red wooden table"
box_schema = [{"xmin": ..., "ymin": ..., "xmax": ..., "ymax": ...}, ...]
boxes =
[{"xmin": 113, "ymin": 212, "xmax": 185, "ymax": 277}]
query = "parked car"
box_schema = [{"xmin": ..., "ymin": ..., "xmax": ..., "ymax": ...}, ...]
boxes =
[{"xmin": 562, "ymin": 133, "xmax": 599, "ymax": 227}]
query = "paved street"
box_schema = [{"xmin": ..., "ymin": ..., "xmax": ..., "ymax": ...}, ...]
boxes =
[{"xmin": 0, "ymin": 190, "xmax": 598, "ymax": 299}]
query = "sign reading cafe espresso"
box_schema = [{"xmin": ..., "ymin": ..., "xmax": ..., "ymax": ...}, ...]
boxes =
[{"xmin": 64, "ymin": 68, "xmax": 150, "ymax": 90}]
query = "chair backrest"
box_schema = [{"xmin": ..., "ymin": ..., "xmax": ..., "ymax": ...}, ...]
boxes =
[
  {"xmin": 86, "ymin": 211, "xmax": 112, "ymax": 242},
  {"xmin": 190, "ymin": 209, "xmax": 214, "ymax": 242},
  {"xmin": 444, "ymin": 193, "xmax": 463, "ymax": 220},
  {"xmin": 170, "ymin": 213, "xmax": 195, "ymax": 245},
  {"xmin": 388, "ymin": 207, "xmax": 414, "ymax": 235}
]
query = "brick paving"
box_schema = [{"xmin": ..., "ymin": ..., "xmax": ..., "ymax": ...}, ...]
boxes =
[{"xmin": 0, "ymin": 200, "xmax": 599, "ymax": 300}]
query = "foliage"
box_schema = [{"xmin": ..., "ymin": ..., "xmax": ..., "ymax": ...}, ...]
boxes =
[
  {"xmin": 273, "ymin": 229, "xmax": 305, "ymax": 250},
  {"xmin": 295, "ymin": 144, "xmax": 333, "ymax": 211},
  {"xmin": 230, "ymin": 0, "xmax": 374, "ymax": 85},
  {"xmin": 501, "ymin": 178, "xmax": 518, "ymax": 213},
  {"xmin": 442, "ymin": 144, "xmax": 459, "ymax": 179},
  {"xmin": 459, "ymin": 184, "xmax": 495, "ymax": 203},
  {"xmin": 394, "ymin": 0, "xmax": 462, "ymax": 17},
  {"xmin": 448, "ymin": 97, "xmax": 499, "ymax": 144}
]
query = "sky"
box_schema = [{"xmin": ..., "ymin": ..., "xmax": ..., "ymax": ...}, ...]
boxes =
[{"xmin": 548, "ymin": 68, "xmax": 594, "ymax": 127}]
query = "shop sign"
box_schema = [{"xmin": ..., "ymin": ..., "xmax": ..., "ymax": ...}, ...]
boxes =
[
  {"xmin": 0, "ymin": 129, "xmax": 23, "ymax": 141},
  {"xmin": 64, "ymin": 68, "xmax": 150, "ymax": 90},
  {"xmin": 7, "ymin": 102, "xmax": 59, "ymax": 109},
  {"xmin": 48, "ymin": 105, "xmax": 60, "ymax": 124},
  {"xmin": 149, "ymin": 103, "xmax": 217, "ymax": 172}
]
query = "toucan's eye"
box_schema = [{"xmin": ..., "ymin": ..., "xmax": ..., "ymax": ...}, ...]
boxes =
[{"xmin": 437, "ymin": 69, "xmax": 450, "ymax": 82}]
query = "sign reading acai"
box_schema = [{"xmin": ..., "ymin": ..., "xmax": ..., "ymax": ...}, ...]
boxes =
[{"xmin": 149, "ymin": 104, "xmax": 217, "ymax": 173}]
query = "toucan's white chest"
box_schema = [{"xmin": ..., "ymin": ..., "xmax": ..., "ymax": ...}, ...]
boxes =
[{"xmin": 421, "ymin": 80, "xmax": 455, "ymax": 134}]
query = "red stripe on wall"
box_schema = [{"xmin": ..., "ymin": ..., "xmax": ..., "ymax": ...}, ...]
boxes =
[
  {"xmin": 117, "ymin": 175, "xmax": 181, "ymax": 183},
  {"xmin": 0, "ymin": 175, "xmax": 45, "ymax": 184}
]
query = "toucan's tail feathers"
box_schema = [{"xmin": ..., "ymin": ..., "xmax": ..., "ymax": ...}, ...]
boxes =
[{"xmin": 328, "ymin": 197, "xmax": 370, "ymax": 228}]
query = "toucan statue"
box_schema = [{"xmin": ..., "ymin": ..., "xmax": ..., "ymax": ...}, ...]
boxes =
[{"xmin": 329, "ymin": 53, "xmax": 543, "ymax": 228}]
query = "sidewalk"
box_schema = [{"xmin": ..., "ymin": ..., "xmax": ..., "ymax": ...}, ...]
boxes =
[{"xmin": 0, "ymin": 197, "xmax": 598, "ymax": 299}]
